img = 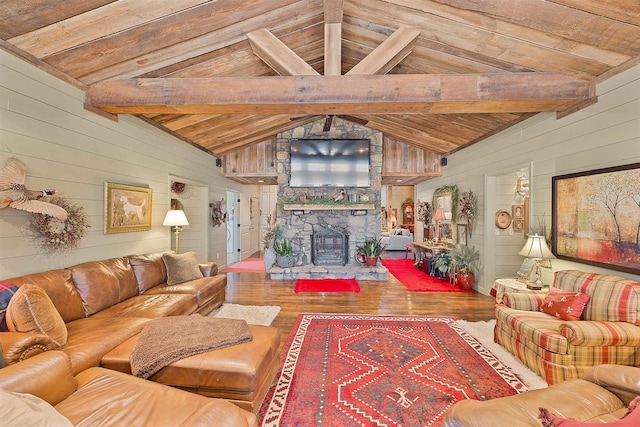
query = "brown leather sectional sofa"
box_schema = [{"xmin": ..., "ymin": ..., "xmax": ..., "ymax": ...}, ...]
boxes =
[
  {"xmin": 1, "ymin": 252, "xmax": 226, "ymax": 372},
  {"xmin": 0, "ymin": 350, "xmax": 257, "ymax": 426},
  {"xmin": 0, "ymin": 251, "xmax": 270, "ymax": 426}
]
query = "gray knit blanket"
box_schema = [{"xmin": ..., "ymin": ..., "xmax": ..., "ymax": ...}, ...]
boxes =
[{"xmin": 130, "ymin": 314, "xmax": 253, "ymax": 379}]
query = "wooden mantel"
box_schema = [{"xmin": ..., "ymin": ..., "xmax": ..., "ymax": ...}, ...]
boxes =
[{"xmin": 283, "ymin": 203, "xmax": 375, "ymax": 211}]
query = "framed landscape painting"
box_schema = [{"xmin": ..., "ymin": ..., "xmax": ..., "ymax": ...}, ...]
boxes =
[
  {"xmin": 552, "ymin": 163, "xmax": 640, "ymax": 275},
  {"xmin": 104, "ymin": 182, "xmax": 152, "ymax": 234}
]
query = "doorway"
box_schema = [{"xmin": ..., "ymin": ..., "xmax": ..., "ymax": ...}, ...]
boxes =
[{"xmin": 226, "ymin": 190, "xmax": 240, "ymax": 265}]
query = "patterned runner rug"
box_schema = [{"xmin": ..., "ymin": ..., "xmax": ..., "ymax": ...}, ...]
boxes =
[{"xmin": 260, "ymin": 314, "xmax": 527, "ymax": 426}]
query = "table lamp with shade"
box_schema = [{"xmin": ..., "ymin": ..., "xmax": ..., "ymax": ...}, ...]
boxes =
[
  {"xmin": 519, "ymin": 234, "xmax": 556, "ymax": 290},
  {"xmin": 163, "ymin": 210, "xmax": 189, "ymax": 253},
  {"xmin": 433, "ymin": 207, "xmax": 447, "ymax": 243}
]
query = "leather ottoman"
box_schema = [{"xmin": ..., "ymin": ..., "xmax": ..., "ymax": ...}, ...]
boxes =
[{"xmin": 101, "ymin": 324, "xmax": 280, "ymax": 413}]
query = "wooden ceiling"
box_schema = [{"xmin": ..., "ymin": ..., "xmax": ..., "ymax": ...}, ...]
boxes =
[{"xmin": 2, "ymin": 0, "xmax": 639, "ymax": 159}]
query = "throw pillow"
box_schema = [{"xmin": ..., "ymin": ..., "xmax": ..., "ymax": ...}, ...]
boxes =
[
  {"xmin": 5, "ymin": 284, "xmax": 68, "ymax": 347},
  {"xmin": 540, "ymin": 287, "xmax": 591, "ymax": 321},
  {"xmin": 162, "ymin": 251, "xmax": 204, "ymax": 285},
  {"xmin": 0, "ymin": 281, "xmax": 18, "ymax": 332},
  {"xmin": 0, "ymin": 389, "xmax": 73, "ymax": 427},
  {"xmin": 539, "ymin": 396, "xmax": 640, "ymax": 426}
]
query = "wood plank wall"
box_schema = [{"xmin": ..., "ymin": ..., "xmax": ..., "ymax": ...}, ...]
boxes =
[
  {"xmin": 0, "ymin": 50, "xmax": 255, "ymax": 277},
  {"xmin": 417, "ymin": 64, "xmax": 640, "ymax": 294}
]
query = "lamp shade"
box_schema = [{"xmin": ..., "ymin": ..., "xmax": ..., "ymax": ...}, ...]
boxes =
[
  {"xmin": 433, "ymin": 207, "xmax": 446, "ymax": 221},
  {"xmin": 163, "ymin": 210, "xmax": 189, "ymax": 227},
  {"xmin": 519, "ymin": 234, "xmax": 555, "ymax": 260}
]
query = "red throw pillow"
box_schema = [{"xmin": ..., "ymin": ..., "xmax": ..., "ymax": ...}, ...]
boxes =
[
  {"xmin": 540, "ymin": 287, "xmax": 590, "ymax": 321},
  {"xmin": 539, "ymin": 396, "xmax": 640, "ymax": 426}
]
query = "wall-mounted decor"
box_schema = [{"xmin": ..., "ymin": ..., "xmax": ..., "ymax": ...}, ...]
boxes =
[
  {"xmin": 104, "ymin": 182, "xmax": 152, "ymax": 234},
  {"xmin": 512, "ymin": 204, "xmax": 524, "ymax": 219},
  {"xmin": 495, "ymin": 210, "xmax": 512, "ymax": 229},
  {"xmin": 28, "ymin": 195, "xmax": 89, "ymax": 253},
  {"xmin": 210, "ymin": 198, "xmax": 227, "ymax": 227},
  {"xmin": 513, "ymin": 219, "xmax": 524, "ymax": 233},
  {"xmin": 552, "ymin": 163, "xmax": 640, "ymax": 275},
  {"xmin": 458, "ymin": 189, "xmax": 478, "ymax": 237},
  {"xmin": 456, "ymin": 223, "xmax": 468, "ymax": 245}
]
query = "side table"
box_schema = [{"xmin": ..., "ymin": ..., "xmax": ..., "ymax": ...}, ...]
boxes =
[{"xmin": 491, "ymin": 278, "xmax": 548, "ymax": 304}]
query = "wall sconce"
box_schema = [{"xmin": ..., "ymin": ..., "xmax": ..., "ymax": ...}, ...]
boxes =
[
  {"xmin": 514, "ymin": 175, "xmax": 529, "ymax": 202},
  {"xmin": 163, "ymin": 210, "xmax": 189, "ymax": 253}
]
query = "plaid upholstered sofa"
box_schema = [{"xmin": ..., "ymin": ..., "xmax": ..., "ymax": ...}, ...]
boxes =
[{"xmin": 495, "ymin": 270, "xmax": 640, "ymax": 385}]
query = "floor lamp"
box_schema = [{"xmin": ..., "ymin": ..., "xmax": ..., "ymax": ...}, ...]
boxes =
[
  {"xmin": 163, "ymin": 210, "xmax": 189, "ymax": 253},
  {"xmin": 519, "ymin": 234, "xmax": 555, "ymax": 290}
]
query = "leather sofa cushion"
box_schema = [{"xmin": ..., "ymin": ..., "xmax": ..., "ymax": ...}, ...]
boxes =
[
  {"xmin": 62, "ymin": 316, "xmax": 151, "ymax": 375},
  {"xmin": 163, "ymin": 251, "xmax": 204, "ymax": 285},
  {"xmin": 71, "ymin": 258, "xmax": 139, "ymax": 316},
  {"xmin": 91, "ymin": 294, "xmax": 198, "ymax": 319},
  {"xmin": 128, "ymin": 253, "xmax": 168, "ymax": 293},
  {"xmin": 57, "ymin": 367, "xmax": 257, "ymax": 426},
  {"xmin": 144, "ymin": 275, "xmax": 226, "ymax": 307},
  {"xmin": 5, "ymin": 270, "xmax": 85, "ymax": 323},
  {"xmin": 6, "ymin": 284, "xmax": 68, "ymax": 347}
]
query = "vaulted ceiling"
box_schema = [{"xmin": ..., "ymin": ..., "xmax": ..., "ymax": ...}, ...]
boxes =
[{"xmin": 1, "ymin": 1, "xmax": 639, "ymax": 158}]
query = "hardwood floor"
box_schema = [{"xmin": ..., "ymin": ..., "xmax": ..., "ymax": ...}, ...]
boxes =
[{"xmin": 224, "ymin": 251, "xmax": 496, "ymax": 350}]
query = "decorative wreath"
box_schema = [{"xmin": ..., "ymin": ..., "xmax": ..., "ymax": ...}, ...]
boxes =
[{"xmin": 28, "ymin": 196, "xmax": 90, "ymax": 252}]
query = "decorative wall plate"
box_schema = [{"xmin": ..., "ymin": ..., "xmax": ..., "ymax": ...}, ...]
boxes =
[{"xmin": 495, "ymin": 210, "xmax": 512, "ymax": 229}]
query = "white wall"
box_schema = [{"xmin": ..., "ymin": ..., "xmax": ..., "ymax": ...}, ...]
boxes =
[
  {"xmin": 418, "ymin": 64, "xmax": 640, "ymax": 294},
  {"xmin": 0, "ymin": 50, "xmax": 257, "ymax": 278}
]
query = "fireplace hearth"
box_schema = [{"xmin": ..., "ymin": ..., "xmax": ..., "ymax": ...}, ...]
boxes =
[{"xmin": 312, "ymin": 227, "xmax": 349, "ymax": 266}]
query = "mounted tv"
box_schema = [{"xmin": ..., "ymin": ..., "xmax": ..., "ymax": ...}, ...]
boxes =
[{"xmin": 289, "ymin": 138, "xmax": 370, "ymax": 188}]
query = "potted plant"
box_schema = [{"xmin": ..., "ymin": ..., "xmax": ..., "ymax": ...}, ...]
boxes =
[
  {"xmin": 355, "ymin": 237, "xmax": 386, "ymax": 266},
  {"xmin": 274, "ymin": 238, "xmax": 294, "ymax": 268},
  {"xmin": 432, "ymin": 250, "xmax": 452, "ymax": 279},
  {"xmin": 449, "ymin": 244, "xmax": 480, "ymax": 290},
  {"xmin": 262, "ymin": 215, "xmax": 282, "ymax": 271}
]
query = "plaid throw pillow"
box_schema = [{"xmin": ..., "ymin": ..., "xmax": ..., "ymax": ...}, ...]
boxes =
[{"xmin": 0, "ymin": 281, "xmax": 19, "ymax": 332}]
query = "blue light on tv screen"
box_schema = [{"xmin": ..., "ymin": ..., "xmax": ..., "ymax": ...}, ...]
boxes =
[{"xmin": 289, "ymin": 139, "xmax": 371, "ymax": 187}]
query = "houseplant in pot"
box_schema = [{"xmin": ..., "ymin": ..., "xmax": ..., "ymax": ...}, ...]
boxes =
[
  {"xmin": 262, "ymin": 215, "xmax": 282, "ymax": 271},
  {"xmin": 274, "ymin": 238, "xmax": 294, "ymax": 268},
  {"xmin": 432, "ymin": 250, "xmax": 452, "ymax": 279},
  {"xmin": 355, "ymin": 237, "xmax": 386, "ymax": 266},
  {"xmin": 449, "ymin": 244, "xmax": 480, "ymax": 290}
]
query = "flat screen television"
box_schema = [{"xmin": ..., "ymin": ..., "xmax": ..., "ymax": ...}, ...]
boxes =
[{"xmin": 289, "ymin": 138, "xmax": 370, "ymax": 187}]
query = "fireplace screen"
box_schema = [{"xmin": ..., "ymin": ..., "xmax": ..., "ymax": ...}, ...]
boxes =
[{"xmin": 311, "ymin": 227, "xmax": 349, "ymax": 266}]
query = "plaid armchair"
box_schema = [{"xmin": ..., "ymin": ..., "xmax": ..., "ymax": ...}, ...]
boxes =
[{"xmin": 495, "ymin": 270, "xmax": 640, "ymax": 385}]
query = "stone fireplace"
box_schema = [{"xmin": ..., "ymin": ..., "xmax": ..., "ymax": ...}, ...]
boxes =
[
  {"xmin": 311, "ymin": 226, "xmax": 349, "ymax": 266},
  {"xmin": 268, "ymin": 118, "xmax": 388, "ymax": 281}
]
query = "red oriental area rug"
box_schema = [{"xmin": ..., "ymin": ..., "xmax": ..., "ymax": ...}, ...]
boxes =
[
  {"xmin": 260, "ymin": 314, "xmax": 526, "ymax": 427},
  {"xmin": 382, "ymin": 258, "xmax": 474, "ymax": 292},
  {"xmin": 294, "ymin": 278, "xmax": 360, "ymax": 293}
]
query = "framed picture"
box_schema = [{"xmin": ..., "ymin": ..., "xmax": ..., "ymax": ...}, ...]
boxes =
[
  {"xmin": 495, "ymin": 210, "xmax": 512, "ymax": 229},
  {"xmin": 104, "ymin": 182, "xmax": 152, "ymax": 234},
  {"xmin": 512, "ymin": 204, "xmax": 524, "ymax": 219},
  {"xmin": 552, "ymin": 163, "xmax": 640, "ymax": 275},
  {"xmin": 456, "ymin": 223, "xmax": 468, "ymax": 245},
  {"xmin": 513, "ymin": 219, "xmax": 524, "ymax": 233}
]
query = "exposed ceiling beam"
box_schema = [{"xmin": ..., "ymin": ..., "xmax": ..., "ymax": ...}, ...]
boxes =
[
  {"xmin": 246, "ymin": 28, "xmax": 318, "ymax": 76},
  {"xmin": 88, "ymin": 73, "xmax": 593, "ymax": 115},
  {"xmin": 323, "ymin": 0, "xmax": 344, "ymax": 75},
  {"xmin": 346, "ymin": 25, "xmax": 421, "ymax": 75}
]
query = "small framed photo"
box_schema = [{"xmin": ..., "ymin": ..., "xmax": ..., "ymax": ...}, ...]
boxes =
[
  {"xmin": 513, "ymin": 219, "xmax": 525, "ymax": 233},
  {"xmin": 512, "ymin": 204, "xmax": 524, "ymax": 219},
  {"xmin": 104, "ymin": 182, "xmax": 152, "ymax": 234},
  {"xmin": 456, "ymin": 223, "xmax": 468, "ymax": 245}
]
